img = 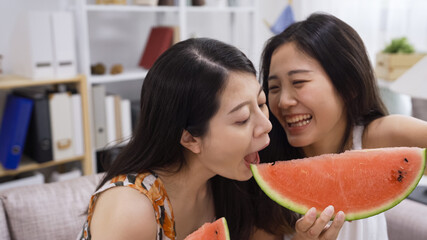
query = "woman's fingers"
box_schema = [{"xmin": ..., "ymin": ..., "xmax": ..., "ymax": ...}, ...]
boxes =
[
  {"xmin": 319, "ymin": 211, "xmax": 345, "ymax": 240},
  {"xmin": 294, "ymin": 206, "xmax": 346, "ymax": 240},
  {"xmin": 305, "ymin": 206, "xmax": 335, "ymax": 237},
  {"xmin": 295, "ymin": 207, "xmax": 317, "ymax": 233}
]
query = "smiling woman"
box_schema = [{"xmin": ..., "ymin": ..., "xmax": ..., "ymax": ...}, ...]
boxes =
[{"xmin": 257, "ymin": 12, "xmax": 427, "ymax": 240}]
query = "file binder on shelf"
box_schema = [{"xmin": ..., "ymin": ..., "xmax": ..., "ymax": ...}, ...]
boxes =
[
  {"xmin": 48, "ymin": 91, "xmax": 74, "ymax": 160},
  {"xmin": 0, "ymin": 95, "xmax": 34, "ymax": 170},
  {"xmin": 12, "ymin": 11, "xmax": 55, "ymax": 79},
  {"xmin": 51, "ymin": 12, "xmax": 77, "ymax": 79},
  {"xmin": 14, "ymin": 88, "xmax": 53, "ymax": 163}
]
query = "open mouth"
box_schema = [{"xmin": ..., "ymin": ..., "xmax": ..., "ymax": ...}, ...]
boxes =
[
  {"xmin": 244, "ymin": 152, "xmax": 260, "ymax": 168},
  {"xmin": 286, "ymin": 114, "xmax": 312, "ymax": 128}
]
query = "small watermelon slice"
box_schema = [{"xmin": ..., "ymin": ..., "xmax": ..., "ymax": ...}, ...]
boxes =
[
  {"xmin": 184, "ymin": 217, "xmax": 230, "ymax": 240},
  {"xmin": 251, "ymin": 147, "xmax": 426, "ymax": 221}
]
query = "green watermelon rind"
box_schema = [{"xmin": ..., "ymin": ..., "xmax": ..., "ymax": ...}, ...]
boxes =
[
  {"xmin": 222, "ymin": 217, "xmax": 231, "ymax": 240},
  {"xmin": 250, "ymin": 148, "xmax": 426, "ymax": 221}
]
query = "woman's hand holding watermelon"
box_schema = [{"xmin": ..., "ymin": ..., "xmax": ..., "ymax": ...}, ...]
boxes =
[{"xmin": 292, "ymin": 206, "xmax": 345, "ymax": 240}]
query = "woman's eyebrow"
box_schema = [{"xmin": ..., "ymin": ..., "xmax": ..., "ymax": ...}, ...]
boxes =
[
  {"xmin": 288, "ymin": 69, "xmax": 311, "ymax": 76},
  {"xmin": 229, "ymin": 86, "xmax": 263, "ymax": 115},
  {"xmin": 267, "ymin": 69, "xmax": 311, "ymax": 81}
]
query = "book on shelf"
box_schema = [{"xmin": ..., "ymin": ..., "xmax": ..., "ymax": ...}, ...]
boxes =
[
  {"xmin": 105, "ymin": 95, "xmax": 116, "ymax": 145},
  {"xmin": 139, "ymin": 26, "xmax": 174, "ymax": 69},
  {"xmin": 71, "ymin": 92, "xmax": 84, "ymax": 156},
  {"xmin": 48, "ymin": 91, "xmax": 74, "ymax": 160},
  {"xmin": 114, "ymin": 95, "xmax": 122, "ymax": 141},
  {"xmin": 92, "ymin": 84, "xmax": 108, "ymax": 149},
  {"xmin": 13, "ymin": 88, "xmax": 53, "ymax": 163},
  {"xmin": 121, "ymin": 99, "xmax": 132, "ymax": 143},
  {"xmin": 0, "ymin": 95, "xmax": 34, "ymax": 170}
]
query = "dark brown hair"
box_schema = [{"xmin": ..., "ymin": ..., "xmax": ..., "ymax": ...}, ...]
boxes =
[
  {"xmin": 256, "ymin": 13, "xmax": 388, "ymax": 235},
  {"xmin": 98, "ymin": 38, "xmax": 256, "ymax": 239}
]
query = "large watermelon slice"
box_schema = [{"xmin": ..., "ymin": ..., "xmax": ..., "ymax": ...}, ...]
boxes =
[
  {"xmin": 184, "ymin": 217, "xmax": 230, "ymax": 240},
  {"xmin": 251, "ymin": 147, "xmax": 426, "ymax": 221}
]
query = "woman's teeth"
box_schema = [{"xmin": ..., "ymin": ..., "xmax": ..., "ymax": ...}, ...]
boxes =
[{"xmin": 286, "ymin": 114, "xmax": 312, "ymax": 127}]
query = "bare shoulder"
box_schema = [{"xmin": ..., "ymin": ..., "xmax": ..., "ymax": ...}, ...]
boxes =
[
  {"xmin": 364, "ymin": 115, "xmax": 427, "ymax": 148},
  {"xmin": 90, "ymin": 186, "xmax": 157, "ymax": 240}
]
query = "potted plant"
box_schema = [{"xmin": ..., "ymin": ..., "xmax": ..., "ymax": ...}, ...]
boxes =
[{"xmin": 375, "ymin": 37, "xmax": 426, "ymax": 81}]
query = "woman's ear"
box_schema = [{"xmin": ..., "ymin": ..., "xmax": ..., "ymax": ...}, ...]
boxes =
[{"xmin": 180, "ymin": 129, "xmax": 201, "ymax": 154}]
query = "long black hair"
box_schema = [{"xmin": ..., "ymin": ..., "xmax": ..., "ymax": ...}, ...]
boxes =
[
  {"xmin": 255, "ymin": 13, "xmax": 388, "ymax": 235},
  {"xmin": 97, "ymin": 38, "xmax": 256, "ymax": 239}
]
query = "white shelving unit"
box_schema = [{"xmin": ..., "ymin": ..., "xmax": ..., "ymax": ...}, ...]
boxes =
[{"xmin": 74, "ymin": 0, "xmax": 259, "ymax": 173}]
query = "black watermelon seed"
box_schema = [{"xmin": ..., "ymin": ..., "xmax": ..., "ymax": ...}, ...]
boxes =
[{"xmin": 404, "ymin": 158, "xmax": 409, "ymax": 162}]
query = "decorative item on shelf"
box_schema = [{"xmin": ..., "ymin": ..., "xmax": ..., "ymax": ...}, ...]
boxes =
[
  {"xmin": 96, "ymin": 0, "xmax": 127, "ymax": 4},
  {"xmin": 375, "ymin": 37, "xmax": 426, "ymax": 81},
  {"xmin": 91, "ymin": 63, "xmax": 106, "ymax": 75},
  {"xmin": 110, "ymin": 64, "xmax": 124, "ymax": 75},
  {"xmin": 133, "ymin": 0, "xmax": 159, "ymax": 6},
  {"xmin": 192, "ymin": 0, "xmax": 205, "ymax": 6}
]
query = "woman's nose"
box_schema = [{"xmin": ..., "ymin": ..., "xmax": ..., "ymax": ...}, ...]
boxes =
[
  {"xmin": 278, "ymin": 90, "xmax": 297, "ymax": 109},
  {"xmin": 254, "ymin": 109, "xmax": 272, "ymax": 138}
]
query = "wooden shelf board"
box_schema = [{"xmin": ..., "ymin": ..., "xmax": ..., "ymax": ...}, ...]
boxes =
[
  {"xmin": 89, "ymin": 68, "xmax": 148, "ymax": 84},
  {"xmin": 0, "ymin": 75, "xmax": 82, "ymax": 90},
  {"xmin": 0, "ymin": 155, "xmax": 84, "ymax": 177}
]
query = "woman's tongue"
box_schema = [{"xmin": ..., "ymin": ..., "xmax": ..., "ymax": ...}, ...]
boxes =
[{"xmin": 244, "ymin": 152, "xmax": 260, "ymax": 168}]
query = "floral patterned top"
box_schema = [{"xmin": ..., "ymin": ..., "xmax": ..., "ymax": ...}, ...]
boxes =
[{"xmin": 78, "ymin": 172, "xmax": 176, "ymax": 240}]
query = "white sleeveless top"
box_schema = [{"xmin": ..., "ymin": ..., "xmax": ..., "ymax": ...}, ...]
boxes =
[
  {"xmin": 284, "ymin": 125, "xmax": 389, "ymax": 240},
  {"xmin": 336, "ymin": 125, "xmax": 389, "ymax": 240}
]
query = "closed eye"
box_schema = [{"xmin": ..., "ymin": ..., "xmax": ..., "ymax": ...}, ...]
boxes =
[
  {"xmin": 293, "ymin": 80, "xmax": 307, "ymax": 85},
  {"xmin": 236, "ymin": 118, "xmax": 249, "ymax": 125},
  {"xmin": 268, "ymin": 85, "xmax": 279, "ymax": 92}
]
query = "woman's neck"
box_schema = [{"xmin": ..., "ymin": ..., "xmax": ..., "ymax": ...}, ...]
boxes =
[
  {"xmin": 302, "ymin": 125, "xmax": 352, "ymax": 157},
  {"xmin": 155, "ymin": 157, "xmax": 216, "ymax": 238}
]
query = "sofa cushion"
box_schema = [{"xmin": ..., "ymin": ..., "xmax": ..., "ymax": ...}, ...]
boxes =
[
  {"xmin": 0, "ymin": 197, "xmax": 11, "ymax": 240},
  {"xmin": 0, "ymin": 173, "xmax": 103, "ymax": 240},
  {"xmin": 385, "ymin": 198, "xmax": 427, "ymax": 240}
]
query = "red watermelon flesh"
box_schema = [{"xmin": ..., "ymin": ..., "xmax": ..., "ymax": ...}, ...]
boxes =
[
  {"xmin": 184, "ymin": 217, "xmax": 230, "ymax": 240},
  {"xmin": 251, "ymin": 147, "xmax": 426, "ymax": 220}
]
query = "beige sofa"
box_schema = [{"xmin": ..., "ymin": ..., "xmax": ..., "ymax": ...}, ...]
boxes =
[
  {"xmin": 0, "ymin": 174, "xmax": 102, "ymax": 240},
  {"xmin": 1, "ymin": 173, "xmax": 427, "ymax": 240}
]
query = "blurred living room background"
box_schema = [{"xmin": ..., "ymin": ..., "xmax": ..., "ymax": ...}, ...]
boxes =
[{"xmin": 0, "ymin": 0, "xmax": 427, "ymax": 187}]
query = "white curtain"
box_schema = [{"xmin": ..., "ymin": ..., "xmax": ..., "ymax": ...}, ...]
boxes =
[
  {"xmin": 292, "ymin": 0, "xmax": 427, "ymax": 63},
  {"xmin": 288, "ymin": 0, "xmax": 427, "ymax": 115}
]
